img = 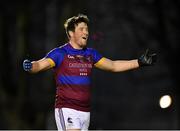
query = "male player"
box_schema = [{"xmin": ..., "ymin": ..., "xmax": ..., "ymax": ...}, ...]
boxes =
[{"xmin": 23, "ymin": 14, "xmax": 156, "ymax": 131}]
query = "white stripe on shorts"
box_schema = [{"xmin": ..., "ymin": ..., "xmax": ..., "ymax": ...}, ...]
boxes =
[
  {"xmin": 55, "ymin": 108, "xmax": 66, "ymax": 130},
  {"xmin": 55, "ymin": 108, "xmax": 90, "ymax": 130}
]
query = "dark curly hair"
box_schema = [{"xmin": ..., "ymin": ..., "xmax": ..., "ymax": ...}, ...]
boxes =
[{"xmin": 64, "ymin": 14, "xmax": 89, "ymax": 38}]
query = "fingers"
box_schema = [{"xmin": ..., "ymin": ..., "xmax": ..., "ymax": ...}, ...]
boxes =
[
  {"xmin": 138, "ymin": 49, "xmax": 157, "ymax": 66},
  {"xmin": 144, "ymin": 49, "xmax": 149, "ymax": 56},
  {"xmin": 146, "ymin": 49, "xmax": 157, "ymax": 60},
  {"xmin": 23, "ymin": 59, "xmax": 32, "ymax": 71},
  {"xmin": 152, "ymin": 54, "xmax": 157, "ymax": 63},
  {"xmin": 149, "ymin": 53, "xmax": 156, "ymax": 57},
  {"xmin": 148, "ymin": 52, "xmax": 157, "ymax": 64}
]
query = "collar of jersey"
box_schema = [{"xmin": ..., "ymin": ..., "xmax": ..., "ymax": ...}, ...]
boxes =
[{"xmin": 67, "ymin": 43, "xmax": 86, "ymax": 54}]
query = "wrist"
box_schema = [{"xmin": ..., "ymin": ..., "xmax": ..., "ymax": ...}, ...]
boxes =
[{"xmin": 138, "ymin": 57, "xmax": 144, "ymax": 67}]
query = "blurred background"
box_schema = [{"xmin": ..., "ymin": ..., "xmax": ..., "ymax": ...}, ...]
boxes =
[{"xmin": 0, "ymin": 0, "xmax": 180, "ymax": 129}]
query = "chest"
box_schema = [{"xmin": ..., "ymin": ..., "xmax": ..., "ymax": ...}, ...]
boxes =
[{"xmin": 59, "ymin": 54, "xmax": 93, "ymax": 76}]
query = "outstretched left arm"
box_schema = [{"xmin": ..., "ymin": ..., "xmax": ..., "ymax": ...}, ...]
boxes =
[
  {"xmin": 95, "ymin": 58, "xmax": 139, "ymax": 72},
  {"xmin": 94, "ymin": 49, "xmax": 157, "ymax": 72}
]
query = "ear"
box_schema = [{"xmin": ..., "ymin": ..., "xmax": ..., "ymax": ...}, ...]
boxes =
[{"xmin": 68, "ymin": 31, "xmax": 74, "ymax": 38}]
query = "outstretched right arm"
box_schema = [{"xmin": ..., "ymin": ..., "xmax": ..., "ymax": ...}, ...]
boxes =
[
  {"xmin": 23, "ymin": 58, "xmax": 55, "ymax": 73},
  {"xmin": 23, "ymin": 47, "xmax": 63, "ymax": 73}
]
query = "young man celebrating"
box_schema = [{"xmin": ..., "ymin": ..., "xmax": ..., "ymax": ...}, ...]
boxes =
[{"xmin": 23, "ymin": 14, "xmax": 156, "ymax": 131}]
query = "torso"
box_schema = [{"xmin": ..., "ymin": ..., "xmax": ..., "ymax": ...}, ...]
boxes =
[{"xmin": 54, "ymin": 44, "xmax": 94, "ymax": 112}]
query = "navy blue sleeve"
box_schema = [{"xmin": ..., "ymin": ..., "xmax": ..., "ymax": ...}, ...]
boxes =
[
  {"xmin": 91, "ymin": 48, "xmax": 103, "ymax": 64},
  {"xmin": 45, "ymin": 48, "xmax": 64, "ymax": 68}
]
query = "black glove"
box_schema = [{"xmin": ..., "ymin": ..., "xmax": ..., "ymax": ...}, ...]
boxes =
[
  {"xmin": 23, "ymin": 59, "xmax": 32, "ymax": 71},
  {"xmin": 138, "ymin": 49, "xmax": 157, "ymax": 66}
]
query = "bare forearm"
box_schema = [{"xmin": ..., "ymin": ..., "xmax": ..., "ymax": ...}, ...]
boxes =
[
  {"xmin": 111, "ymin": 59, "xmax": 139, "ymax": 72},
  {"xmin": 29, "ymin": 58, "xmax": 52, "ymax": 73}
]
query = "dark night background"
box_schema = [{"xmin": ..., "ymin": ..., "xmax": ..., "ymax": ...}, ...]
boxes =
[{"xmin": 0, "ymin": 0, "xmax": 180, "ymax": 129}]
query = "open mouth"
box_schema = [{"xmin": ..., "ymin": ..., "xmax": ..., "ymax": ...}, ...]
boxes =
[{"xmin": 82, "ymin": 37, "xmax": 87, "ymax": 40}]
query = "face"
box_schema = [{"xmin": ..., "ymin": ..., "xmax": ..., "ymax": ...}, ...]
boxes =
[{"xmin": 69, "ymin": 22, "xmax": 89, "ymax": 48}]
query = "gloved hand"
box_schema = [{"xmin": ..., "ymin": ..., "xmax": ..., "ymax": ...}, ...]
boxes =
[
  {"xmin": 23, "ymin": 59, "xmax": 32, "ymax": 71},
  {"xmin": 138, "ymin": 49, "xmax": 157, "ymax": 66}
]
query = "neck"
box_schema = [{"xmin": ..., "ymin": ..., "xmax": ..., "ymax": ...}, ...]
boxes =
[{"xmin": 69, "ymin": 41, "xmax": 83, "ymax": 50}]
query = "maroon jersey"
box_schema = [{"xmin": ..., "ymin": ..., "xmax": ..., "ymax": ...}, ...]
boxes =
[{"xmin": 46, "ymin": 43, "xmax": 102, "ymax": 111}]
